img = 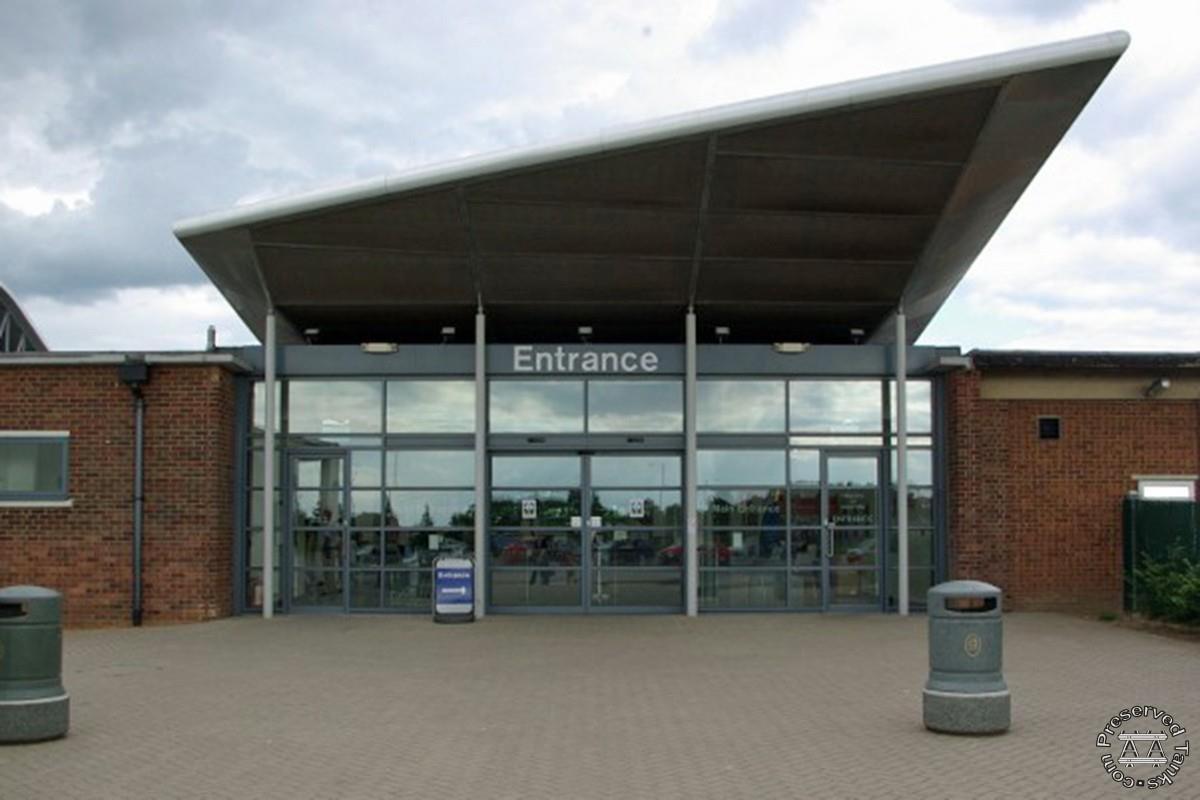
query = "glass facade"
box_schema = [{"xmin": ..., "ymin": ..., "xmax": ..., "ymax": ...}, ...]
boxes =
[{"xmin": 240, "ymin": 364, "xmax": 939, "ymax": 615}]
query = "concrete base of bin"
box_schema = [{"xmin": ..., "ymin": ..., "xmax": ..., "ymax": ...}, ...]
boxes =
[
  {"xmin": 923, "ymin": 688, "xmax": 1009, "ymax": 735},
  {"xmin": 0, "ymin": 694, "xmax": 69, "ymax": 743}
]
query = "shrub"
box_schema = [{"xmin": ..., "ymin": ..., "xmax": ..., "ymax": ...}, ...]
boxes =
[{"xmin": 1134, "ymin": 553, "xmax": 1200, "ymax": 625}]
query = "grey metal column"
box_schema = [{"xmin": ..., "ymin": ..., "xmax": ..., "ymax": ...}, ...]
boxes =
[
  {"xmin": 263, "ymin": 309, "xmax": 277, "ymax": 619},
  {"xmin": 685, "ymin": 309, "xmax": 698, "ymax": 616},
  {"xmin": 896, "ymin": 306, "xmax": 909, "ymax": 616},
  {"xmin": 474, "ymin": 308, "xmax": 487, "ymax": 617}
]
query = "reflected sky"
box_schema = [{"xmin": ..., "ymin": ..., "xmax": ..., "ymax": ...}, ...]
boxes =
[
  {"xmin": 388, "ymin": 380, "xmax": 475, "ymax": 433},
  {"xmin": 698, "ymin": 381, "xmax": 785, "ymax": 432},
  {"xmin": 890, "ymin": 449, "xmax": 933, "ymax": 486},
  {"xmin": 492, "ymin": 455, "xmax": 582, "ymax": 487},
  {"xmin": 591, "ymin": 455, "xmax": 680, "ymax": 487},
  {"xmin": 490, "ymin": 381, "xmax": 584, "ymax": 433},
  {"xmin": 289, "ymin": 381, "xmax": 383, "ymax": 434},
  {"xmin": 790, "ymin": 381, "xmax": 882, "ymax": 433},
  {"xmin": 387, "ymin": 450, "xmax": 474, "ymax": 487},
  {"xmin": 888, "ymin": 380, "xmax": 932, "ymax": 433},
  {"xmin": 697, "ymin": 449, "xmax": 786, "ymax": 485},
  {"xmin": 588, "ymin": 380, "xmax": 683, "ymax": 433}
]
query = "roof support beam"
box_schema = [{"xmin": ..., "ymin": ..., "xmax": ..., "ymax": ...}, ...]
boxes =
[{"xmin": 687, "ymin": 136, "xmax": 718, "ymax": 306}]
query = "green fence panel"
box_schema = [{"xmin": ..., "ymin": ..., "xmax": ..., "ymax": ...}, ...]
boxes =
[{"xmin": 1123, "ymin": 497, "xmax": 1199, "ymax": 611}]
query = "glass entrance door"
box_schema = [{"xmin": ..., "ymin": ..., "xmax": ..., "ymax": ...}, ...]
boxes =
[
  {"xmin": 489, "ymin": 453, "xmax": 684, "ymax": 612},
  {"xmin": 821, "ymin": 452, "xmax": 881, "ymax": 609},
  {"xmin": 289, "ymin": 451, "xmax": 349, "ymax": 610}
]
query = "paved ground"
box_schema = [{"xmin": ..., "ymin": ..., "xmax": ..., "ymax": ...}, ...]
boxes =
[{"xmin": 1, "ymin": 613, "xmax": 1197, "ymax": 799}]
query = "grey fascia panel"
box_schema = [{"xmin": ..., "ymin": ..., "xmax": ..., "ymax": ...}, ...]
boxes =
[
  {"xmin": 173, "ymin": 31, "xmax": 1129, "ymax": 239},
  {"xmin": 0, "ymin": 352, "xmax": 252, "ymax": 371}
]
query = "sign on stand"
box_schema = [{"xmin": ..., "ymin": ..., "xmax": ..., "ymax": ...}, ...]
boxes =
[{"xmin": 433, "ymin": 556, "xmax": 475, "ymax": 623}]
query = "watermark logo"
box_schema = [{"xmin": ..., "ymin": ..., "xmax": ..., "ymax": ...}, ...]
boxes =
[{"xmin": 1096, "ymin": 706, "xmax": 1189, "ymax": 790}]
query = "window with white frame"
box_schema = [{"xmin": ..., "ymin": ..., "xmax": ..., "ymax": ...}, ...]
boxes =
[
  {"xmin": 1135, "ymin": 476, "xmax": 1196, "ymax": 502},
  {"xmin": 0, "ymin": 432, "xmax": 70, "ymax": 501}
]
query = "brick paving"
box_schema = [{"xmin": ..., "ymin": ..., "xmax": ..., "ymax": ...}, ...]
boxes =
[{"xmin": 1, "ymin": 613, "xmax": 1198, "ymax": 799}]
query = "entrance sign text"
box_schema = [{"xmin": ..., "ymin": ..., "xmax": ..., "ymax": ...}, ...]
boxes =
[{"xmin": 513, "ymin": 345, "xmax": 659, "ymax": 374}]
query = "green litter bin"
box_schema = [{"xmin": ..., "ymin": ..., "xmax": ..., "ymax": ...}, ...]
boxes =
[{"xmin": 0, "ymin": 586, "xmax": 69, "ymax": 743}]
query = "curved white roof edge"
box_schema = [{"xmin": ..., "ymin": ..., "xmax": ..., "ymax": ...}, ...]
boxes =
[
  {"xmin": 0, "ymin": 281, "xmax": 48, "ymax": 351},
  {"xmin": 174, "ymin": 30, "xmax": 1130, "ymax": 239}
]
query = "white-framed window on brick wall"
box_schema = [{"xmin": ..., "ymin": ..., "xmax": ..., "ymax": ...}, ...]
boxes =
[
  {"xmin": 0, "ymin": 431, "xmax": 71, "ymax": 505},
  {"xmin": 1134, "ymin": 475, "xmax": 1197, "ymax": 502}
]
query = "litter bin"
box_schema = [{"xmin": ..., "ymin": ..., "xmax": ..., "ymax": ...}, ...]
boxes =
[
  {"xmin": 923, "ymin": 580, "xmax": 1009, "ymax": 734},
  {"xmin": 433, "ymin": 557, "xmax": 475, "ymax": 624},
  {"xmin": 0, "ymin": 586, "xmax": 69, "ymax": 743}
]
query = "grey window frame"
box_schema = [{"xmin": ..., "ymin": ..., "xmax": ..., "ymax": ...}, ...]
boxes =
[{"xmin": 0, "ymin": 433, "xmax": 70, "ymax": 503}]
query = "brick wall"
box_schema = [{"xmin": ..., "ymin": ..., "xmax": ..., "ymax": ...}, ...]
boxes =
[
  {"xmin": 946, "ymin": 369, "xmax": 1200, "ymax": 612},
  {"xmin": 0, "ymin": 365, "xmax": 237, "ymax": 626}
]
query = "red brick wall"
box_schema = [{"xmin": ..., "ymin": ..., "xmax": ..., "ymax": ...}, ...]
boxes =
[
  {"xmin": 946, "ymin": 370, "xmax": 1200, "ymax": 612},
  {"xmin": 0, "ymin": 365, "xmax": 236, "ymax": 627}
]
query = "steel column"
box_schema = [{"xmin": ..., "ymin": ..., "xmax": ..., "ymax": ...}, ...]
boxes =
[
  {"xmin": 896, "ymin": 306, "xmax": 909, "ymax": 616},
  {"xmin": 263, "ymin": 309, "xmax": 277, "ymax": 619},
  {"xmin": 685, "ymin": 309, "xmax": 699, "ymax": 616},
  {"xmin": 474, "ymin": 308, "xmax": 487, "ymax": 617}
]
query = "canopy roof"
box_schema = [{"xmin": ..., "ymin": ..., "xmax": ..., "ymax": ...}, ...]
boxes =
[
  {"xmin": 0, "ymin": 283, "xmax": 47, "ymax": 352},
  {"xmin": 175, "ymin": 31, "xmax": 1129, "ymax": 345}
]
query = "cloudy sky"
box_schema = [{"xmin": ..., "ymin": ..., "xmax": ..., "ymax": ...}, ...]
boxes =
[{"xmin": 1, "ymin": 0, "xmax": 1197, "ymax": 352}]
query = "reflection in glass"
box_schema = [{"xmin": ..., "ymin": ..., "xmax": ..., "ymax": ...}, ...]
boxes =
[
  {"xmin": 388, "ymin": 450, "xmax": 474, "ymax": 487},
  {"xmin": 251, "ymin": 382, "xmax": 280, "ymax": 434},
  {"xmin": 790, "ymin": 381, "xmax": 882, "ymax": 432},
  {"xmin": 488, "ymin": 531, "xmax": 581, "ymax": 567},
  {"xmin": 697, "ymin": 450, "xmax": 785, "ymax": 486},
  {"xmin": 590, "ymin": 569, "xmax": 681, "ymax": 607},
  {"xmin": 350, "ymin": 531, "xmax": 381, "ymax": 567},
  {"xmin": 490, "ymin": 490, "xmax": 581, "ymax": 527},
  {"xmin": 350, "ymin": 452, "xmax": 382, "ymax": 487},
  {"xmin": 827, "ymin": 456, "xmax": 878, "ymax": 487},
  {"xmin": 831, "ymin": 530, "xmax": 877, "ymax": 566},
  {"xmin": 789, "ymin": 450, "xmax": 819, "ymax": 485},
  {"xmin": 789, "ymin": 530, "xmax": 821, "ymax": 567},
  {"xmin": 387, "ymin": 380, "xmax": 475, "ymax": 433},
  {"xmin": 889, "ymin": 489, "xmax": 933, "ymax": 527},
  {"xmin": 294, "ymin": 456, "xmax": 343, "ymax": 489},
  {"xmin": 889, "ymin": 380, "xmax": 933, "ymax": 433},
  {"xmin": 288, "ymin": 381, "xmax": 383, "ymax": 434},
  {"xmin": 887, "ymin": 527, "xmax": 936, "ymax": 568},
  {"xmin": 886, "ymin": 568, "xmax": 934, "ymax": 610},
  {"xmin": 489, "ymin": 381, "xmax": 584, "ymax": 433},
  {"xmin": 244, "ymin": 568, "xmax": 280, "ymax": 609},
  {"xmin": 491, "ymin": 456, "xmax": 581, "ymax": 488},
  {"xmin": 828, "ymin": 488, "xmax": 876, "ymax": 526},
  {"xmin": 700, "ymin": 529, "xmax": 786, "ymax": 567},
  {"xmin": 829, "ymin": 569, "xmax": 879, "ymax": 605},
  {"xmin": 292, "ymin": 490, "xmax": 343, "ymax": 527},
  {"xmin": 890, "ymin": 449, "xmax": 933, "ymax": 486},
  {"xmin": 384, "ymin": 571, "xmax": 432, "ymax": 608},
  {"xmin": 591, "ymin": 490, "xmax": 682, "ymax": 527},
  {"xmin": 385, "ymin": 490, "xmax": 475, "ymax": 527},
  {"xmin": 699, "ymin": 571, "xmax": 786, "ymax": 609},
  {"xmin": 350, "ymin": 490, "xmax": 383, "ymax": 526},
  {"xmin": 590, "ymin": 456, "xmax": 680, "ymax": 487},
  {"xmin": 293, "ymin": 530, "xmax": 343, "ymax": 569},
  {"xmin": 349, "ymin": 572, "xmax": 381, "ymax": 608},
  {"xmin": 698, "ymin": 489, "xmax": 785, "ymax": 527},
  {"xmin": 587, "ymin": 381, "xmax": 683, "ymax": 432},
  {"xmin": 789, "ymin": 489, "xmax": 820, "ymax": 526},
  {"xmin": 491, "ymin": 569, "xmax": 582, "ymax": 607},
  {"xmin": 386, "ymin": 530, "xmax": 472, "ymax": 568},
  {"xmin": 292, "ymin": 570, "xmax": 343, "ymax": 606},
  {"xmin": 697, "ymin": 381, "xmax": 785, "ymax": 432},
  {"xmin": 788, "ymin": 570, "xmax": 822, "ymax": 609},
  {"xmin": 591, "ymin": 530, "xmax": 682, "ymax": 567}
]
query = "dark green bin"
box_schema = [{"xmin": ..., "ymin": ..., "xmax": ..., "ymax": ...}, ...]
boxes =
[{"xmin": 0, "ymin": 586, "xmax": 69, "ymax": 743}]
